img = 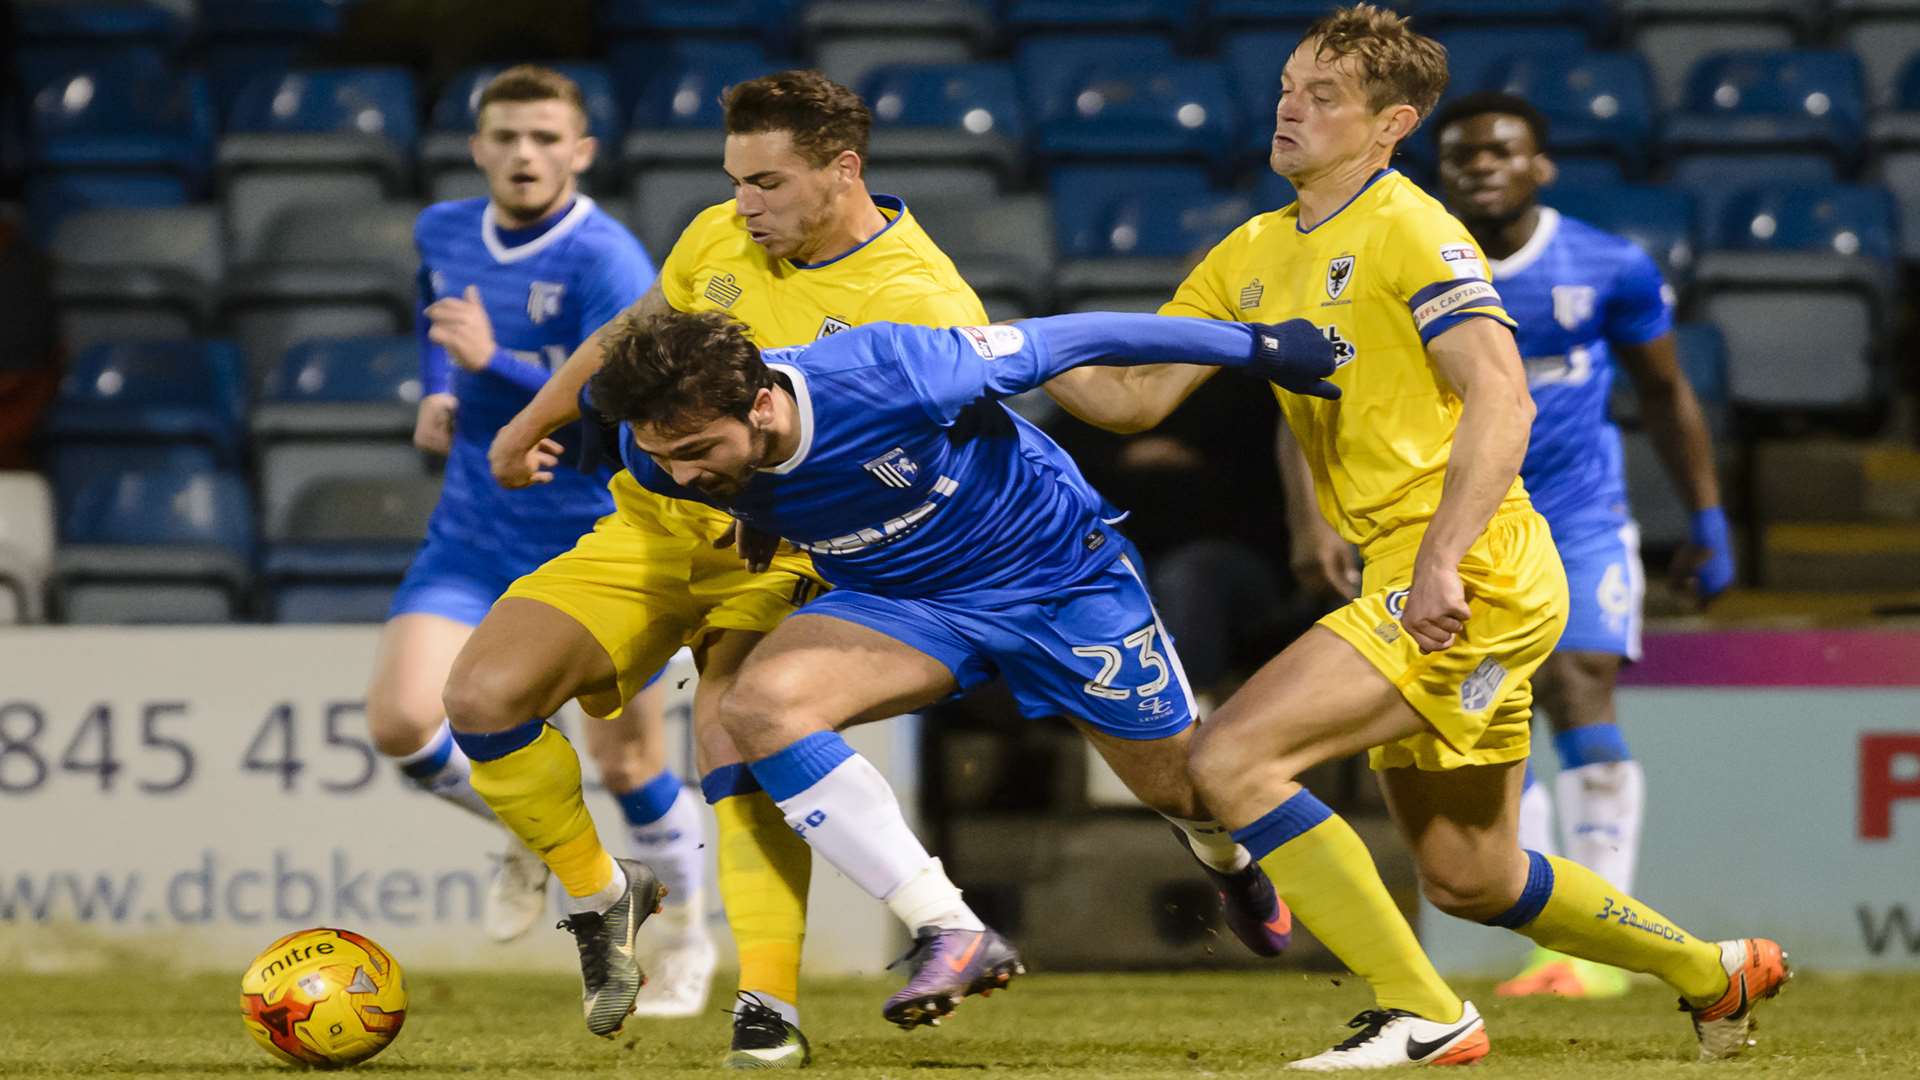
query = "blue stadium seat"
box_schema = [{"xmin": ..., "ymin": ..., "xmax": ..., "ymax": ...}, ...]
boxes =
[
  {"xmin": 1005, "ymin": 0, "xmax": 1188, "ymax": 34},
  {"xmin": 202, "ymin": 0, "xmax": 349, "ymax": 41},
  {"xmin": 58, "ymin": 467, "xmax": 255, "ymax": 558},
  {"xmin": 1666, "ymin": 50, "xmax": 1868, "ymax": 163},
  {"xmin": 1034, "ymin": 62, "xmax": 1238, "ymax": 170},
  {"xmin": 1900, "ymin": 52, "xmax": 1920, "ymax": 110},
  {"xmin": 265, "ymin": 336, "xmax": 420, "ymax": 405},
  {"xmin": 43, "ymin": 341, "xmax": 249, "ymax": 465},
  {"xmin": 45, "ymin": 444, "xmax": 222, "ymax": 512},
  {"xmin": 1090, "ymin": 189, "xmax": 1254, "ymax": 259},
  {"xmin": 431, "ymin": 63, "xmax": 622, "ymax": 145},
  {"xmin": 629, "ymin": 44, "xmax": 788, "ymax": 129},
  {"xmin": 1050, "ymin": 164, "xmax": 1213, "ymax": 258},
  {"xmin": 18, "ymin": 2, "xmax": 192, "ymax": 47},
  {"xmin": 1712, "ymin": 184, "xmax": 1900, "ymax": 261},
  {"xmin": 1205, "ymin": 0, "xmax": 1328, "ymax": 27},
  {"xmin": 1433, "ymin": 27, "xmax": 1594, "ymax": 101},
  {"xmin": 1223, "ymin": 31, "xmax": 1297, "ymax": 158},
  {"xmin": 23, "ymin": 171, "xmax": 189, "ymax": 246},
  {"xmin": 225, "ymin": 68, "xmax": 421, "ymax": 150},
  {"xmin": 1254, "ymin": 170, "xmax": 1297, "ymax": 211},
  {"xmin": 27, "ymin": 68, "xmax": 214, "ymax": 187},
  {"xmin": 1490, "ymin": 51, "xmax": 1655, "ymax": 172},
  {"xmin": 261, "ymin": 471, "xmax": 440, "ymax": 623},
  {"xmin": 1673, "ymin": 321, "xmax": 1731, "ymax": 408},
  {"xmin": 268, "ymin": 582, "xmax": 404, "ymax": 623},
  {"xmin": 1668, "ymin": 151, "xmax": 1838, "ymax": 230},
  {"xmin": 865, "ymin": 62, "xmax": 1027, "ymax": 142},
  {"xmin": 1540, "ymin": 184, "xmax": 1699, "ymax": 282},
  {"xmin": 1418, "ymin": 0, "xmax": 1609, "ymax": 36},
  {"xmin": 1548, "ymin": 156, "xmax": 1630, "ymax": 187},
  {"xmin": 1016, "ymin": 33, "xmax": 1177, "ymax": 135}
]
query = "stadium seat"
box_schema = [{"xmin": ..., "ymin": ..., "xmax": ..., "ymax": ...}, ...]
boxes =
[
  {"xmin": 27, "ymin": 67, "xmax": 215, "ymax": 189},
  {"xmin": 219, "ymin": 279, "xmax": 414, "ymax": 394},
  {"xmin": 1619, "ymin": 0, "xmax": 1822, "ymax": 32},
  {"xmin": 1665, "ymin": 50, "xmax": 1868, "ymax": 165},
  {"xmin": 1015, "ymin": 33, "xmax": 1177, "ymax": 138},
  {"xmin": 423, "ymin": 63, "xmax": 622, "ymax": 195},
  {"xmin": 0, "ymin": 472, "xmax": 56, "ymax": 623},
  {"xmin": 1051, "ymin": 164, "xmax": 1213, "ymax": 259},
  {"xmin": 1489, "ymin": 51, "xmax": 1656, "ymax": 173},
  {"xmin": 1431, "ymin": 27, "xmax": 1593, "ymax": 103},
  {"xmin": 623, "ymin": 45, "xmax": 794, "ymax": 174},
  {"xmin": 1843, "ymin": 18, "xmax": 1920, "ymax": 107},
  {"xmin": 219, "ymin": 68, "xmax": 418, "ymax": 262},
  {"xmin": 627, "ymin": 166, "xmax": 729, "ymax": 259},
  {"xmin": 1418, "ymin": 0, "xmax": 1609, "ymax": 36},
  {"xmin": 23, "ymin": 171, "xmax": 188, "ymax": 246},
  {"xmin": 49, "ymin": 205, "xmax": 221, "ymax": 352},
  {"xmin": 1548, "ymin": 156, "xmax": 1630, "ymax": 187},
  {"xmin": 17, "ymin": 1, "xmax": 193, "ymax": 48},
  {"xmin": 1004, "ymin": 0, "xmax": 1188, "ymax": 35},
  {"xmin": 1033, "ymin": 62, "xmax": 1238, "ymax": 171},
  {"xmin": 254, "ymin": 336, "xmax": 420, "ymax": 445},
  {"xmin": 199, "ymin": 0, "xmax": 350, "ymax": 119},
  {"xmin": 1630, "ymin": 20, "xmax": 1797, "ymax": 109},
  {"xmin": 257, "ymin": 200, "xmax": 421, "ymax": 273},
  {"xmin": 1053, "ymin": 165, "xmax": 1234, "ymax": 305},
  {"xmin": 804, "ymin": 2, "xmax": 991, "ymax": 90},
  {"xmin": 53, "ymin": 467, "xmax": 254, "ymax": 624},
  {"xmin": 258, "ymin": 442, "xmax": 431, "ymax": 544},
  {"xmin": 602, "ymin": 0, "xmax": 800, "ymax": 50},
  {"xmin": 262, "ymin": 473, "xmax": 441, "ymax": 623},
  {"xmin": 1620, "ymin": 430, "xmax": 1693, "ymax": 548},
  {"xmin": 1667, "ymin": 151, "xmax": 1839, "ymax": 235},
  {"xmin": 44, "ymin": 443, "xmax": 221, "ymax": 515},
  {"xmin": 864, "ymin": 62, "xmax": 1027, "ymax": 186},
  {"xmin": 906, "ymin": 193, "xmax": 1056, "ymax": 315},
  {"xmin": 1538, "ymin": 184, "xmax": 1698, "ymax": 284},
  {"xmin": 1610, "ymin": 321, "xmax": 1731, "ymax": 436},
  {"xmin": 1712, "ymin": 184, "xmax": 1900, "ymax": 261},
  {"xmin": 1222, "ymin": 30, "xmax": 1295, "ymax": 158},
  {"xmin": 1253, "ymin": 170, "xmax": 1296, "ymax": 212},
  {"xmin": 42, "ymin": 340, "xmax": 249, "ymax": 466},
  {"xmin": 1869, "ymin": 64, "xmax": 1920, "ymax": 259}
]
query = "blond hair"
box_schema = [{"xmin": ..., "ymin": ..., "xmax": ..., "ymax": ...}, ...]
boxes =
[{"xmin": 1303, "ymin": 4, "xmax": 1449, "ymax": 124}]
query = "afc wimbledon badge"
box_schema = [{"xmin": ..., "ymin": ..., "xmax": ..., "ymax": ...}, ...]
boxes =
[{"xmin": 1326, "ymin": 255, "xmax": 1355, "ymax": 300}]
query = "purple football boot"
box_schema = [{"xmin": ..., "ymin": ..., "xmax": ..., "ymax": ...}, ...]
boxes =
[
  {"xmin": 881, "ymin": 927, "xmax": 1025, "ymax": 1029},
  {"xmin": 1174, "ymin": 825, "xmax": 1293, "ymax": 957}
]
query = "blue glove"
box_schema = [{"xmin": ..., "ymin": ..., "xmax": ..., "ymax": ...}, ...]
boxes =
[
  {"xmin": 1247, "ymin": 320, "xmax": 1341, "ymax": 400},
  {"xmin": 1686, "ymin": 507, "xmax": 1735, "ymax": 601}
]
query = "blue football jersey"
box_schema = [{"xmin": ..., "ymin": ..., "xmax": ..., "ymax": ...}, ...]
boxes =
[
  {"xmin": 1494, "ymin": 208, "xmax": 1673, "ymax": 538},
  {"xmin": 616, "ymin": 314, "xmax": 1268, "ymax": 604},
  {"xmin": 414, "ymin": 195, "xmax": 654, "ymax": 562}
]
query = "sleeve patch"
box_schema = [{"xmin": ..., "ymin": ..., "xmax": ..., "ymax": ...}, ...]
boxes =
[
  {"xmin": 1411, "ymin": 279, "xmax": 1502, "ymax": 332},
  {"xmin": 959, "ymin": 324, "xmax": 1026, "ymax": 359},
  {"xmin": 1436, "ymin": 243, "xmax": 1487, "ymax": 281}
]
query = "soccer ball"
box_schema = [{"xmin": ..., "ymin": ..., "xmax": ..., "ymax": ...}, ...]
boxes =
[{"xmin": 239, "ymin": 928, "xmax": 408, "ymax": 1068}]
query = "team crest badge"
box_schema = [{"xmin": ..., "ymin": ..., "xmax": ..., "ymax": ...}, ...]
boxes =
[
  {"xmin": 527, "ymin": 281, "xmax": 564, "ymax": 325},
  {"xmin": 817, "ymin": 315, "xmax": 852, "ymax": 338},
  {"xmin": 1326, "ymin": 255, "xmax": 1355, "ymax": 300},
  {"xmin": 862, "ymin": 447, "xmax": 920, "ymax": 489},
  {"xmin": 705, "ymin": 273, "xmax": 743, "ymax": 308},
  {"xmin": 1552, "ymin": 285, "xmax": 1597, "ymax": 331},
  {"xmin": 1460, "ymin": 657, "xmax": 1508, "ymax": 713}
]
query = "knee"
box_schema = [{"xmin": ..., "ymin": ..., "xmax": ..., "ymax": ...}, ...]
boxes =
[
  {"xmin": 1187, "ymin": 722, "xmax": 1258, "ymax": 806},
  {"xmin": 1417, "ymin": 860, "xmax": 1522, "ymax": 923},
  {"xmin": 715, "ymin": 669, "xmax": 812, "ymax": 752},
  {"xmin": 443, "ymin": 655, "xmax": 539, "ymax": 736},
  {"xmin": 365, "ymin": 681, "xmax": 439, "ymax": 758}
]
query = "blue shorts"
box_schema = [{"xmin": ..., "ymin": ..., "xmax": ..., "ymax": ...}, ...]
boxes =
[
  {"xmin": 1554, "ymin": 519, "xmax": 1644, "ymax": 660},
  {"xmin": 387, "ymin": 534, "xmax": 530, "ymax": 626},
  {"xmin": 804, "ymin": 551, "xmax": 1196, "ymax": 740}
]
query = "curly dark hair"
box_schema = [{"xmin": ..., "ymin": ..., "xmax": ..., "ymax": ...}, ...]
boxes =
[
  {"xmin": 723, "ymin": 69, "xmax": 871, "ymax": 169},
  {"xmin": 589, "ymin": 311, "xmax": 773, "ymax": 436}
]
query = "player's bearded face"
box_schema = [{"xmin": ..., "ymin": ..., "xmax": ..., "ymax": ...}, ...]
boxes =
[
  {"xmin": 725, "ymin": 131, "xmax": 846, "ymax": 262},
  {"xmin": 635, "ymin": 414, "xmax": 770, "ymax": 504},
  {"xmin": 1271, "ymin": 43, "xmax": 1392, "ymax": 178},
  {"xmin": 471, "ymin": 100, "xmax": 595, "ymax": 226},
  {"xmin": 1437, "ymin": 114, "xmax": 1551, "ymax": 226}
]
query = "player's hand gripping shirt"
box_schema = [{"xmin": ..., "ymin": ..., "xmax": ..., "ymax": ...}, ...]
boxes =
[
  {"xmin": 1491, "ymin": 207, "xmax": 1674, "ymax": 539},
  {"xmin": 1162, "ymin": 169, "xmax": 1521, "ymax": 556},
  {"xmin": 618, "ymin": 314, "xmax": 1275, "ymax": 603},
  {"xmin": 414, "ymin": 195, "xmax": 654, "ymax": 560}
]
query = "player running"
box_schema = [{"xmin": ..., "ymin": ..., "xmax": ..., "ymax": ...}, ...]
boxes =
[
  {"xmin": 1420, "ymin": 91, "xmax": 1733, "ymax": 1000},
  {"xmin": 1045, "ymin": 5, "xmax": 1786, "ymax": 1069},
  {"xmin": 361, "ymin": 65, "xmax": 682, "ymax": 950},
  {"xmin": 583, "ymin": 307, "xmax": 1334, "ymax": 1029}
]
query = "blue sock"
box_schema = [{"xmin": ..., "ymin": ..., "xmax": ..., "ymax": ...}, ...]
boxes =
[
  {"xmin": 747, "ymin": 731, "xmax": 855, "ymax": 801},
  {"xmin": 450, "ymin": 718, "xmax": 546, "ymax": 762},
  {"xmin": 398, "ymin": 723, "xmax": 456, "ymax": 781},
  {"xmin": 615, "ymin": 768, "xmax": 684, "ymax": 827},
  {"xmin": 1229, "ymin": 789, "xmax": 1334, "ymax": 861},
  {"xmin": 1554, "ymin": 724, "xmax": 1631, "ymax": 769},
  {"xmin": 1482, "ymin": 849, "xmax": 1555, "ymax": 928},
  {"xmin": 700, "ymin": 762, "xmax": 763, "ymax": 804}
]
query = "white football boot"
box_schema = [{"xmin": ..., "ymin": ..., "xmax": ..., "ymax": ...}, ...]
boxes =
[
  {"xmin": 1288, "ymin": 999, "xmax": 1489, "ymax": 1071},
  {"xmin": 482, "ymin": 837, "xmax": 551, "ymax": 943}
]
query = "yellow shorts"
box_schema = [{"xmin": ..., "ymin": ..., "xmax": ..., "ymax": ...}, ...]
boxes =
[
  {"xmin": 501, "ymin": 470, "xmax": 825, "ymax": 718},
  {"xmin": 1319, "ymin": 507, "xmax": 1569, "ymax": 771}
]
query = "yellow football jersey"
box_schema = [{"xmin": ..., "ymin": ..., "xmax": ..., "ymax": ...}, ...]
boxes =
[
  {"xmin": 660, "ymin": 194, "xmax": 987, "ymax": 348},
  {"xmin": 1162, "ymin": 170, "xmax": 1523, "ymax": 556}
]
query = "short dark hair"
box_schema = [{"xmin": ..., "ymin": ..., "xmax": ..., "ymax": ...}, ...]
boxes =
[
  {"xmin": 590, "ymin": 311, "xmax": 773, "ymax": 435},
  {"xmin": 722, "ymin": 69, "xmax": 871, "ymax": 168},
  {"xmin": 1302, "ymin": 3, "xmax": 1450, "ymax": 123},
  {"xmin": 476, "ymin": 64, "xmax": 589, "ymax": 132},
  {"xmin": 1431, "ymin": 91, "xmax": 1551, "ymax": 151}
]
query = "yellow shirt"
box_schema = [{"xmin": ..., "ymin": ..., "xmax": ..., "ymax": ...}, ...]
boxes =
[
  {"xmin": 1162, "ymin": 169, "xmax": 1522, "ymax": 557},
  {"xmin": 659, "ymin": 194, "xmax": 987, "ymax": 348}
]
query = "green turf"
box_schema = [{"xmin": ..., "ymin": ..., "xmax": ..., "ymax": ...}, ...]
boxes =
[{"xmin": 3, "ymin": 970, "xmax": 1916, "ymax": 1077}]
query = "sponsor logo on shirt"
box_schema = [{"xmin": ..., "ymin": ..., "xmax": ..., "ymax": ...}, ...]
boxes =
[
  {"xmin": 527, "ymin": 281, "xmax": 565, "ymax": 325},
  {"xmin": 1437, "ymin": 243, "xmax": 1487, "ymax": 281},
  {"xmin": 1412, "ymin": 279, "xmax": 1500, "ymax": 332},
  {"xmin": 1326, "ymin": 255, "xmax": 1355, "ymax": 300},
  {"xmin": 794, "ymin": 477, "xmax": 960, "ymax": 555},
  {"xmin": 1321, "ymin": 324, "xmax": 1357, "ymax": 368},
  {"xmin": 959, "ymin": 324, "xmax": 1026, "ymax": 360},
  {"xmin": 862, "ymin": 446, "xmax": 921, "ymax": 489},
  {"xmin": 705, "ymin": 272, "xmax": 743, "ymax": 308},
  {"xmin": 1239, "ymin": 278, "xmax": 1265, "ymax": 310}
]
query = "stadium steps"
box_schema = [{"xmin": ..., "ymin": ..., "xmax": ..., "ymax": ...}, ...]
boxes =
[
  {"xmin": 1760, "ymin": 523, "xmax": 1920, "ymax": 591},
  {"xmin": 1751, "ymin": 440, "xmax": 1920, "ymax": 524}
]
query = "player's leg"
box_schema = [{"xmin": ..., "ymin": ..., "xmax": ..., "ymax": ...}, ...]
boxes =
[
  {"xmin": 442, "ymin": 592, "xmax": 670, "ymax": 1037},
  {"xmin": 581, "ymin": 670, "xmax": 718, "ymax": 1019},
  {"xmin": 1376, "ymin": 752, "xmax": 1786, "ymax": 1062},
  {"xmin": 722, "ymin": 606, "xmax": 1023, "ymax": 1028}
]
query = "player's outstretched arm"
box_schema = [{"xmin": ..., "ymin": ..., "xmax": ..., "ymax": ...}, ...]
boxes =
[
  {"xmin": 1617, "ymin": 334, "xmax": 1732, "ymax": 600},
  {"xmin": 1403, "ymin": 317, "xmax": 1535, "ymax": 652},
  {"xmin": 489, "ymin": 279, "xmax": 671, "ymax": 487},
  {"xmin": 1042, "ymin": 362, "xmax": 1220, "ymax": 434},
  {"xmin": 966, "ymin": 312, "xmax": 1335, "ymax": 400}
]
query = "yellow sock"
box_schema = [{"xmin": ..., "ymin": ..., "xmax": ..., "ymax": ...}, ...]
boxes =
[
  {"xmin": 1504, "ymin": 853, "xmax": 1725, "ymax": 1001},
  {"xmin": 1238, "ymin": 792, "xmax": 1461, "ymax": 1021},
  {"xmin": 714, "ymin": 790, "xmax": 811, "ymax": 1006},
  {"xmin": 466, "ymin": 723, "xmax": 614, "ymax": 898}
]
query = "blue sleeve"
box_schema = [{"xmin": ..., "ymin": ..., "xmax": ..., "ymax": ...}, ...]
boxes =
[
  {"xmin": 417, "ymin": 264, "xmax": 452, "ymax": 396},
  {"xmin": 1604, "ymin": 244, "xmax": 1673, "ymax": 347},
  {"xmin": 893, "ymin": 314, "xmax": 1258, "ymax": 425},
  {"xmin": 482, "ymin": 349, "xmax": 553, "ymax": 393},
  {"xmin": 574, "ymin": 231, "xmax": 658, "ymax": 339}
]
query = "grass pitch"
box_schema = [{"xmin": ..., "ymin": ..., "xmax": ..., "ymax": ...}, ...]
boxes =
[{"xmin": 3, "ymin": 970, "xmax": 1916, "ymax": 1078}]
